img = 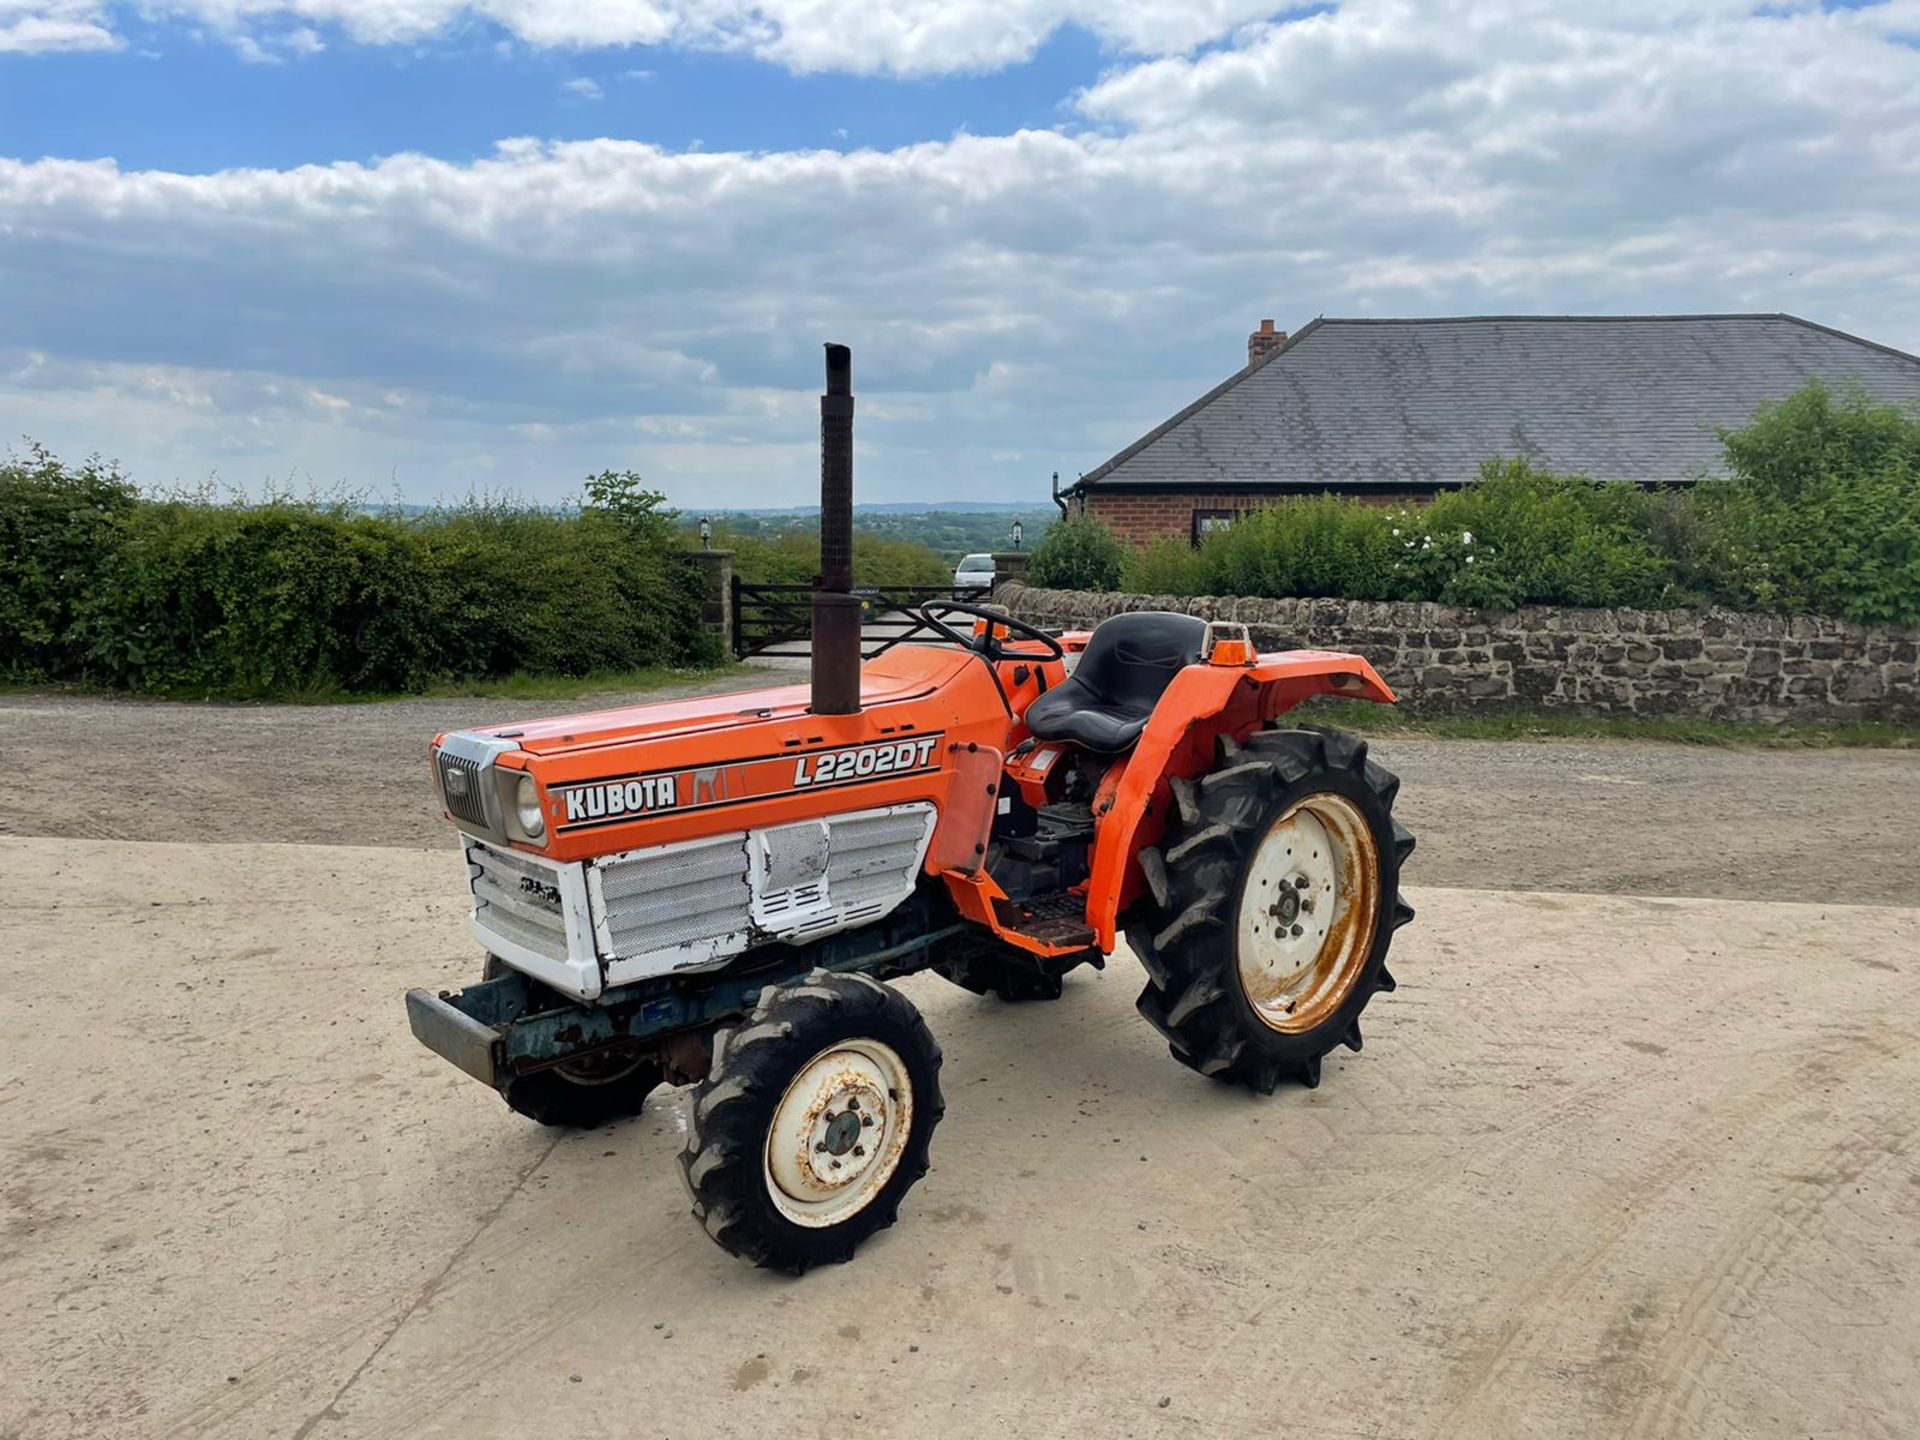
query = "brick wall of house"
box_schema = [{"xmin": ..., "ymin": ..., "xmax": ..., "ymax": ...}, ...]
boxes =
[{"xmin": 1079, "ymin": 488, "xmax": 1422, "ymax": 546}]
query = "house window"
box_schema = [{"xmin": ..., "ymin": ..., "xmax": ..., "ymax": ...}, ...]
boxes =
[{"xmin": 1191, "ymin": 509, "xmax": 1238, "ymax": 546}]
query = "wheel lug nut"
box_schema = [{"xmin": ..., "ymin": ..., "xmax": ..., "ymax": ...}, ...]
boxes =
[
  {"xmin": 1294, "ymin": 876, "xmax": 1309, "ymax": 890},
  {"xmin": 1290, "ymin": 923, "xmax": 1303, "ymax": 937},
  {"xmin": 853, "ymin": 1145, "xmax": 866, "ymax": 1157}
]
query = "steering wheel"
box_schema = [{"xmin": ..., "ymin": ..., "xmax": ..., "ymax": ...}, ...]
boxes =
[{"xmin": 915, "ymin": 600, "xmax": 1065, "ymax": 663}]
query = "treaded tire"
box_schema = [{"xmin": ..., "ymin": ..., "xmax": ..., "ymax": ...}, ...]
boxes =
[
  {"xmin": 680, "ymin": 971, "xmax": 944, "ymax": 1273},
  {"xmin": 1128, "ymin": 725, "xmax": 1415, "ymax": 1094},
  {"xmin": 499, "ymin": 1059, "xmax": 664, "ymax": 1128},
  {"xmin": 480, "ymin": 954, "xmax": 664, "ymax": 1127}
]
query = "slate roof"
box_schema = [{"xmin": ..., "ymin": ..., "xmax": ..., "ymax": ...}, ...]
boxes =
[{"xmin": 1073, "ymin": 315, "xmax": 1920, "ymax": 492}]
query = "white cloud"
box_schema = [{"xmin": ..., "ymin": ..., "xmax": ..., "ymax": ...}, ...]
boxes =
[
  {"xmin": 0, "ymin": 0, "xmax": 116, "ymax": 51},
  {"xmin": 3, "ymin": 0, "xmax": 1920, "ymax": 503},
  {"xmin": 560, "ymin": 75, "xmax": 603, "ymax": 99},
  {"xmin": 0, "ymin": 0, "xmax": 1304, "ymax": 69}
]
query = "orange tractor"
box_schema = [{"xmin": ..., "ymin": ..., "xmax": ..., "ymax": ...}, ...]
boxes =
[{"xmin": 407, "ymin": 346, "xmax": 1415, "ymax": 1272}]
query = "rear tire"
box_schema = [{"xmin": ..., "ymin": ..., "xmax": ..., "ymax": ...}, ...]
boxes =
[
  {"xmin": 680, "ymin": 971, "xmax": 944, "ymax": 1273},
  {"xmin": 1128, "ymin": 726, "xmax": 1414, "ymax": 1094}
]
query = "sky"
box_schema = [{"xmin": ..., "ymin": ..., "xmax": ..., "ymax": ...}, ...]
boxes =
[{"xmin": 2, "ymin": 0, "xmax": 1918, "ymax": 508}]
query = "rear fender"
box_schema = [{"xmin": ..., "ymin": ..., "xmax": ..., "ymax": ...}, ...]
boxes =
[{"xmin": 1084, "ymin": 651, "xmax": 1394, "ymax": 951}]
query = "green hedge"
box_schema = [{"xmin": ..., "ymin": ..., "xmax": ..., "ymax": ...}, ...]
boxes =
[
  {"xmin": 0, "ymin": 454, "xmax": 718, "ymax": 696},
  {"xmin": 1097, "ymin": 381, "xmax": 1920, "ymax": 628},
  {"xmin": 1028, "ymin": 517, "xmax": 1124, "ymax": 590}
]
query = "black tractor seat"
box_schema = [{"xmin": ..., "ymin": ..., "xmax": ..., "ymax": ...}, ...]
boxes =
[{"xmin": 1023, "ymin": 611, "xmax": 1210, "ymax": 754}]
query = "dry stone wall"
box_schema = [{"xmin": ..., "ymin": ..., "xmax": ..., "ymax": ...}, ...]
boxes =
[{"xmin": 998, "ymin": 583, "xmax": 1920, "ymax": 724}]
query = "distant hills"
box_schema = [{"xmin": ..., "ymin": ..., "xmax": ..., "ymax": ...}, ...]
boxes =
[
  {"xmin": 368, "ymin": 499, "xmax": 1053, "ymax": 518},
  {"xmin": 692, "ymin": 503, "xmax": 1058, "ymax": 564},
  {"xmin": 354, "ymin": 498, "xmax": 1052, "ymax": 563},
  {"xmin": 699, "ymin": 502, "xmax": 1057, "ymax": 516}
]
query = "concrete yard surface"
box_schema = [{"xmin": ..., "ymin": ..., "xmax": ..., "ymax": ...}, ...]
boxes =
[{"xmin": 3, "ymin": 838, "xmax": 1918, "ymax": 1439}]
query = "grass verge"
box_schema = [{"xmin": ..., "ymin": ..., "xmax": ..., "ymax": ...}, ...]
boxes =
[{"xmin": 1301, "ymin": 699, "xmax": 1918, "ymax": 748}]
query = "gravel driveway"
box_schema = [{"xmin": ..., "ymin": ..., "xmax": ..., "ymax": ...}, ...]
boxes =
[{"xmin": 4, "ymin": 678, "xmax": 1916, "ymax": 904}]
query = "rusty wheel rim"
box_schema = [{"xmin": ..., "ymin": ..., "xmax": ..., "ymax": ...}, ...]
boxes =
[
  {"xmin": 552, "ymin": 1052, "xmax": 649, "ymax": 1087},
  {"xmin": 763, "ymin": 1040, "xmax": 912, "ymax": 1228},
  {"xmin": 1235, "ymin": 792, "xmax": 1380, "ymax": 1034}
]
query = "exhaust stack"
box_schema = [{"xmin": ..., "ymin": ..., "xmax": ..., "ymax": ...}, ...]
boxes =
[{"xmin": 811, "ymin": 343, "xmax": 862, "ymax": 715}]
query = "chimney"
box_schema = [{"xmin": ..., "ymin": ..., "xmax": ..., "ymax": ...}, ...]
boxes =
[{"xmin": 1247, "ymin": 318, "xmax": 1286, "ymax": 366}]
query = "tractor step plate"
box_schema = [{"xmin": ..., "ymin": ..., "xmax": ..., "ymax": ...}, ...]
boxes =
[{"xmin": 998, "ymin": 892, "xmax": 1096, "ymax": 949}]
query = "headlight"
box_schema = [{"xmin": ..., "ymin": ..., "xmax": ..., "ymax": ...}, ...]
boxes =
[{"xmin": 514, "ymin": 773, "xmax": 546, "ymax": 840}]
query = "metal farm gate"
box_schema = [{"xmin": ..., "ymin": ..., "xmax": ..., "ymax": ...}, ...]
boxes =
[{"xmin": 731, "ymin": 580, "xmax": 992, "ymax": 659}]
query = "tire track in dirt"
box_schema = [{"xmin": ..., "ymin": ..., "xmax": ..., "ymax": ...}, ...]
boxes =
[
  {"xmin": 1179, "ymin": 951, "xmax": 1786, "ymax": 1417},
  {"xmin": 151, "ymin": 1132, "xmax": 562, "ymax": 1440},
  {"xmin": 1428, "ymin": 1020, "xmax": 1918, "ymax": 1439},
  {"xmin": 149, "ymin": 1296, "xmax": 421, "ymax": 1440},
  {"xmin": 286, "ymin": 1134, "xmax": 565, "ymax": 1440},
  {"xmin": 1617, "ymin": 1075, "xmax": 1920, "ymax": 1440}
]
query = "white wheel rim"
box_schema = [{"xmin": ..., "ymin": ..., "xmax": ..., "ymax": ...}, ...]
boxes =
[
  {"xmin": 763, "ymin": 1039, "xmax": 913, "ymax": 1228},
  {"xmin": 1235, "ymin": 792, "xmax": 1380, "ymax": 1033}
]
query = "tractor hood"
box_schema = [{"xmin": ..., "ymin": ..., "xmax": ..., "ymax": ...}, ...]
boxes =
[
  {"xmin": 472, "ymin": 647, "xmax": 976, "ymax": 761},
  {"xmin": 428, "ymin": 645, "xmax": 996, "ymax": 864}
]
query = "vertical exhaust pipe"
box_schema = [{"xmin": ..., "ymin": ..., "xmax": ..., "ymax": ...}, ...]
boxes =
[{"xmin": 811, "ymin": 343, "xmax": 862, "ymax": 715}]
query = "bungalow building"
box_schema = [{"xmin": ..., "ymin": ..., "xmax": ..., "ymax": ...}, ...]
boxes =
[{"xmin": 1064, "ymin": 314, "xmax": 1920, "ymax": 546}]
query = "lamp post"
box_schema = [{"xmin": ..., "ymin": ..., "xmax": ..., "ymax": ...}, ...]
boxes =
[
  {"xmin": 699, "ymin": 517, "xmax": 712, "ymax": 550},
  {"xmin": 1011, "ymin": 518, "xmax": 1024, "ymax": 551}
]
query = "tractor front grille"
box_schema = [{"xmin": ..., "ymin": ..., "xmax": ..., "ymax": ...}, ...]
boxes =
[
  {"xmin": 464, "ymin": 804, "xmax": 937, "ymax": 990},
  {"xmin": 586, "ymin": 802, "xmax": 936, "ymax": 982},
  {"xmin": 594, "ymin": 832, "xmax": 752, "ymax": 960},
  {"xmin": 468, "ymin": 841, "xmax": 571, "ymax": 964}
]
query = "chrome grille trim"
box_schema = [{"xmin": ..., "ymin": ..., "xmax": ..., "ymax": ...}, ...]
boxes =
[
  {"xmin": 437, "ymin": 751, "xmax": 488, "ymax": 828},
  {"xmin": 434, "ymin": 731, "xmax": 522, "ymax": 842}
]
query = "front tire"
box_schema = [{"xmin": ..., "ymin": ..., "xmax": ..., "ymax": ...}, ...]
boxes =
[
  {"xmin": 680, "ymin": 971, "xmax": 944, "ymax": 1273},
  {"xmin": 499, "ymin": 1054, "xmax": 665, "ymax": 1127},
  {"xmin": 482, "ymin": 953, "xmax": 664, "ymax": 1126},
  {"xmin": 1129, "ymin": 726, "xmax": 1415, "ymax": 1094}
]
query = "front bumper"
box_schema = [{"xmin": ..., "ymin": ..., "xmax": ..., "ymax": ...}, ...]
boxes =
[
  {"xmin": 404, "ymin": 969, "xmax": 661, "ymax": 1092},
  {"xmin": 404, "ymin": 970, "xmax": 625, "ymax": 1091},
  {"xmin": 405, "ymin": 985, "xmax": 508, "ymax": 1087}
]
